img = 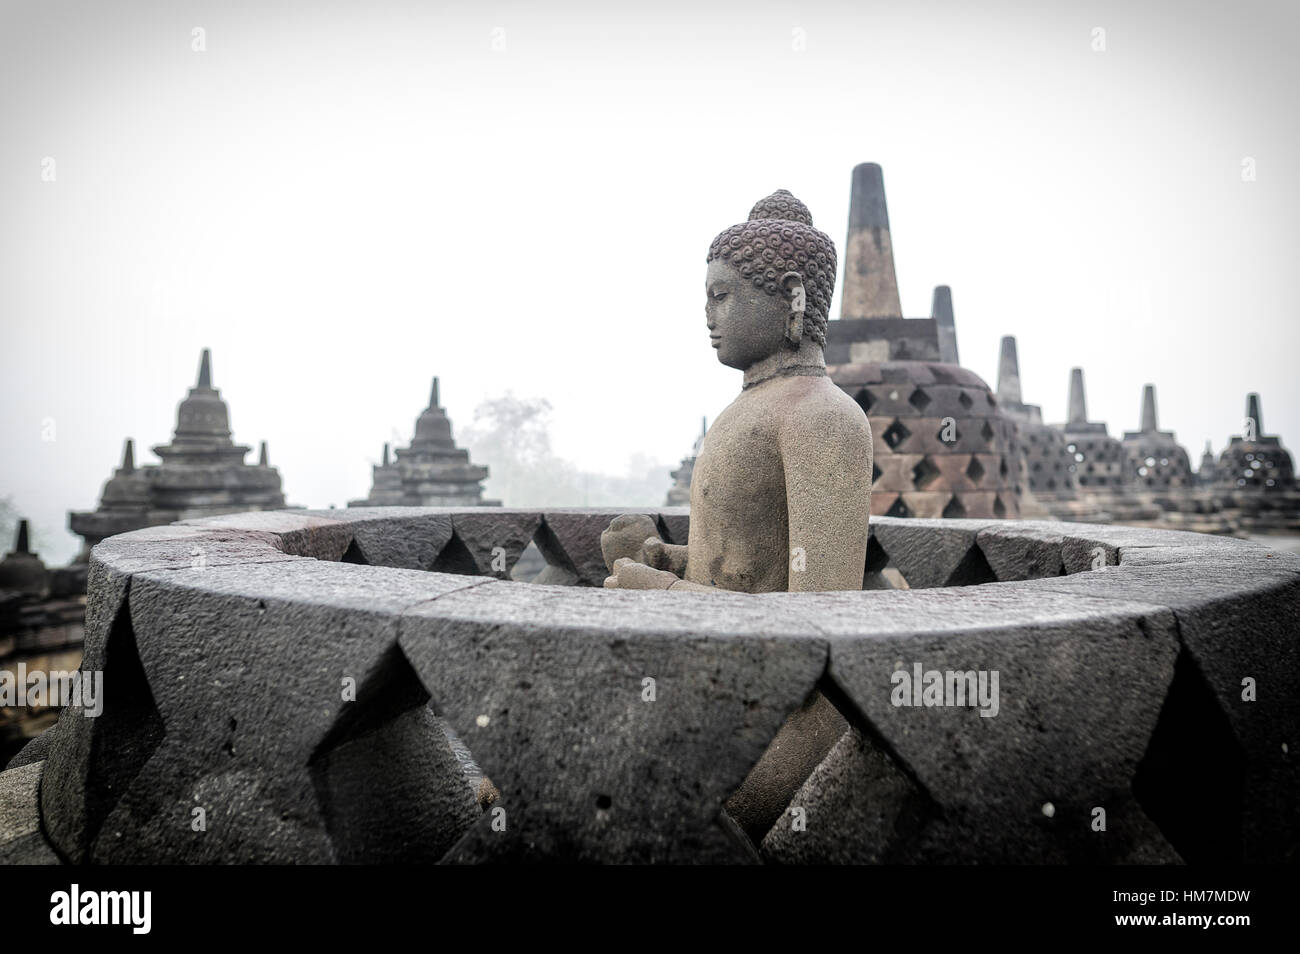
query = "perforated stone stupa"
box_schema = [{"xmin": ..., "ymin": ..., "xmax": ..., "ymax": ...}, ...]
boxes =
[
  {"xmin": 350, "ymin": 378, "xmax": 498, "ymax": 508},
  {"xmin": 825, "ymin": 163, "xmax": 1021, "ymax": 519},
  {"xmin": 1057, "ymin": 368, "xmax": 1127, "ymax": 493},
  {"xmin": 1198, "ymin": 442, "xmax": 1218, "ymax": 485},
  {"xmin": 1121, "ymin": 384, "xmax": 1194, "ymax": 491},
  {"xmin": 69, "ymin": 349, "xmax": 287, "ymax": 559},
  {"xmin": 1214, "ymin": 393, "xmax": 1300, "ymax": 531},
  {"xmin": 995, "ymin": 336, "xmax": 1079, "ymax": 501},
  {"xmin": 1217, "ymin": 394, "xmax": 1295, "ymax": 492}
]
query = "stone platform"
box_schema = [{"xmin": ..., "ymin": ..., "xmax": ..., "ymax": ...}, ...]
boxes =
[{"xmin": 2, "ymin": 508, "xmax": 1296, "ymax": 864}]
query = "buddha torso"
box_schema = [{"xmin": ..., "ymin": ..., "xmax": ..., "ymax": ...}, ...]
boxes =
[{"xmin": 687, "ymin": 373, "xmax": 847, "ymax": 593}]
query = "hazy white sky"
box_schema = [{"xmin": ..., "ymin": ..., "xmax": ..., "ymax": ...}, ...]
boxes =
[{"xmin": 3, "ymin": 0, "xmax": 1298, "ymax": 564}]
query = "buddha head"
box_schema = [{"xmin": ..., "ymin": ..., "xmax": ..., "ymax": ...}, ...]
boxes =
[{"xmin": 705, "ymin": 190, "xmax": 837, "ymax": 370}]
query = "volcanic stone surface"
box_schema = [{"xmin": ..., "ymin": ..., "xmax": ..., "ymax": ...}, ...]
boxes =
[{"xmin": 16, "ymin": 508, "xmax": 1297, "ymax": 864}]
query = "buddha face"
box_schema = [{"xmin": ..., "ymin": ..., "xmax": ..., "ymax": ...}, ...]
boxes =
[{"xmin": 705, "ymin": 259, "xmax": 794, "ymax": 370}]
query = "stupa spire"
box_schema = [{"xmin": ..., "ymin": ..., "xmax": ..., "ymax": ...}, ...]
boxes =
[
  {"xmin": 121, "ymin": 438, "xmax": 135, "ymax": 473},
  {"xmin": 197, "ymin": 348, "xmax": 213, "ymax": 389},
  {"xmin": 840, "ymin": 162, "xmax": 902, "ymax": 319},
  {"xmin": 430, "ymin": 377, "xmax": 440, "ymax": 409},
  {"xmin": 152, "ymin": 348, "xmax": 247, "ymax": 462},
  {"xmin": 258, "ymin": 441, "xmax": 269, "ymax": 466},
  {"xmin": 997, "ymin": 336, "xmax": 1022, "ymax": 405},
  {"xmin": 15, "ymin": 519, "xmax": 30, "ymax": 554},
  {"xmin": 932, "ymin": 286, "xmax": 959, "ymax": 364},
  {"xmin": 1140, "ymin": 384, "xmax": 1158, "ymax": 433},
  {"xmin": 1246, "ymin": 393, "xmax": 1263, "ymax": 437},
  {"xmin": 1068, "ymin": 368, "xmax": 1088, "ymax": 425}
]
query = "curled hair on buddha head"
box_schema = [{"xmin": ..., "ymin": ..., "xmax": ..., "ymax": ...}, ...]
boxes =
[{"xmin": 706, "ymin": 189, "xmax": 837, "ymax": 347}]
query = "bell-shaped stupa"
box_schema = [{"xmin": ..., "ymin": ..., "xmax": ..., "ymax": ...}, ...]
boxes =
[
  {"xmin": 1057, "ymin": 368, "xmax": 1128, "ymax": 492},
  {"xmin": 1213, "ymin": 393, "xmax": 1300, "ymax": 530},
  {"xmin": 350, "ymin": 377, "xmax": 497, "ymax": 507},
  {"xmin": 1120, "ymin": 384, "xmax": 1195, "ymax": 490},
  {"xmin": 825, "ymin": 163, "xmax": 1022, "ymax": 519},
  {"xmin": 70, "ymin": 349, "xmax": 288, "ymax": 557},
  {"xmin": 0, "ymin": 520, "xmax": 48, "ymax": 598},
  {"xmin": 995, "ymin": 336, "xmax": 1080, "ymax": 501}
]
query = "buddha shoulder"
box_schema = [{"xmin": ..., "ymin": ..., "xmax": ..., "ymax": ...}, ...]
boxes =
[{"xmin": 778, "ymin": 376, "xmax": 870, "ymax": 432}]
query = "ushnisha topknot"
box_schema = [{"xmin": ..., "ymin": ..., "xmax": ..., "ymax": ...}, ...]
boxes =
[
  {"xmin": 747, "ymin": 189, "xmax": 814, "ymax": 226},
  {"xmin": 707, "ymin": 189, "xmax": 837, "ymax": 346}
]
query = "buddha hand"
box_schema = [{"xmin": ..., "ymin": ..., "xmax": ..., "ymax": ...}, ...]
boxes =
[
  {"xmin": 603, "ymin": 558, "xmax": 679, "ymax": 590},
  {"xmin": 642, "ymin": 538, "xmax": 688, "ymax": 576}
]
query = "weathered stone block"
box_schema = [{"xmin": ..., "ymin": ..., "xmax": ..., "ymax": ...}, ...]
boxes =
[
  {"xmin": 977, "ymin": 523, "xmax": 1066, "ymax": 581},
  {"xmin": 809, "ymin": 586, "xmax": 1183, "ymax": 862},
  {"xmin": 0, "ymin": 761, "xmax": 59, "ymax": 864},
  {"xmin": 42, "ymin": 560, "xmax": 485, "ymax": 863},
  {"xmin": 399, "ymin": 582, "xmax": 827, "ymax": 863}
]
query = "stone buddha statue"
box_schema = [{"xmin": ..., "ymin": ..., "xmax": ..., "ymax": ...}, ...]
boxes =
[{"xmin": 603, "ymin": 190, "xmax": 872, "ymax": 593}]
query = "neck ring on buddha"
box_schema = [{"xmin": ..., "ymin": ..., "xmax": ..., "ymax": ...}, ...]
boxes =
[{"xmin": 742, "ymin": 364, "xmax": 827, "ymax": 390}]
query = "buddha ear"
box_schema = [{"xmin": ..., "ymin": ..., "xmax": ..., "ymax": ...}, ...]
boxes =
[{"xmin": 781, "ymin": 271, "xmax": 805, "ymax": 346}]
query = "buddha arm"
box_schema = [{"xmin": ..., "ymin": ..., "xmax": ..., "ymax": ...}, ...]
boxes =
[
  {"xmin": 603, "ymin": 558, "xmax": 699, "ymax": 590},
  {"xmin": 779, "ymin": 399, "xmax": 872, "ymax": 592},
  {"xmin": 667, "ymin": 577, "xmax": 716, "ymax": 592}
]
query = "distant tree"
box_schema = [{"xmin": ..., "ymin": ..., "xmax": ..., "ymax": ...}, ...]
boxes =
[
  {"xmin": 459, "ymin": 394, "xmax": 582, "ymax": 506},
  {"xmin": 0, "ymin": 496, "xmax": 15, "ymax": 551},
  {"xmin": 459, "ymin": 395, "xmax": 672, "ymax": 508}
]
